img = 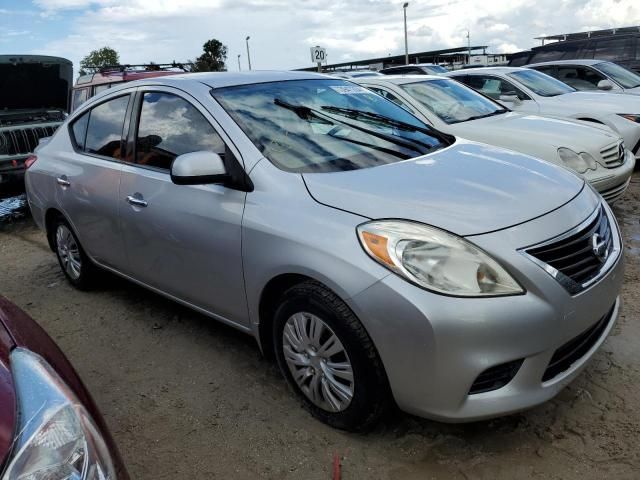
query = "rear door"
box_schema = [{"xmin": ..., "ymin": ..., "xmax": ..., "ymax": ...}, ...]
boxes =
[
  {"xmin": 117, "ymin": 87, "xmax": 248, "ymax": 327},
  {"xmin": 54, "ymin": 92, "xmax": 132, "ymax": 270}
]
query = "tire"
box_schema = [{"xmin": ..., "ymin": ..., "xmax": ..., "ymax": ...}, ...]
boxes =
[
  {"xmin": 51, "ymin": 217, "xmax": 98, "ymax": 290},
  {"xmin": 273, "ymin": 280, "xmax": 390, "ymax": 431}
]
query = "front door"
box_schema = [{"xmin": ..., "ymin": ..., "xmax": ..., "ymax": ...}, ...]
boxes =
[{"xmin": 118, "ymin": 88, "xmax": 248, "ymax": 327}]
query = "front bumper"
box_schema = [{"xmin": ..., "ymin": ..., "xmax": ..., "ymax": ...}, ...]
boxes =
[
  {"xmin": 587, "ymin": 149, "xmax": 636, "ymax": 203},
  {"xmin": 349, "ymin": 190, "xmax": 623, "ymax": 422}
]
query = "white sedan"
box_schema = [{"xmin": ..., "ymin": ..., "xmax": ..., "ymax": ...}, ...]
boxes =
[
  {"xmin": 445, "ymin": 67, "xmax": 640, "ymax": 161},
  {"xmin": 354, "ymin": 75, "xmax": 635, "ymax": 203}
]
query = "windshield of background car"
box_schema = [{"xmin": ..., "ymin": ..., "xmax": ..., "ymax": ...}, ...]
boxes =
[
  {"xmin": 212, "ymin": 79, "xmax": 449, "ymax": 173},
  {"xmin": 400, "ymin": 79, "xmax": 506, "ymax": 124},
  {"xmin": 425, "ymin": 65, "xmax": 449, "ymax": 74},
  {"xmin": 508, "ymin": 69, "xmax": 576, "ymax": 96},
  {"xmin": 595, "ymin": 62, "xmax": 640, "ymax": 89}
]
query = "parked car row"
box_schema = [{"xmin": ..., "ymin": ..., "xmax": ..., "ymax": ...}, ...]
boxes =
[
  {"xmin": 353, "ymin": 74, "xmax": 635, "ymax": 202},
  {"xmin": 23, "ymin": 71, "xmax": 625, "ymax": 437}
]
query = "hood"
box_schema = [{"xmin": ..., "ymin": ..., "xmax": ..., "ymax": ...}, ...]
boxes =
[
  {"xmin": 0, "ymin": 313, "xmax": 16, "ymax": 471},
  {"xmin": 447, "ymin": 112, "xmax": 619, "ymax": 156},
  {"xmin": 0, "ymin": 109, "xmax": 65, "ymax": 127},
  {"xmin": 303, "ymin": 141, "xmax": 584, "ymax": 236},
  {"xmin": 0, "ymin": 55, "xmax": 72, "ymax": 113},
  {"xmin": 551, "ymin": 91, "xmax": 640, "ymax": 113},
  {"xmin": 625, "ymin": 86, "xmax": 640, "ymax": 95}
]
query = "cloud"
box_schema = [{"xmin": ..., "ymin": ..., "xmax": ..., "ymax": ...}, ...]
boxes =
[{"xmin": 20, "ymin": 0, "xmax": 640, "ymax": 75}]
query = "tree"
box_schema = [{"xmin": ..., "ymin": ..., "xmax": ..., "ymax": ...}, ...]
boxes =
[
  {"xmin": 79, "ymin": 47, "xmax": 120, "ymax": 74},
  {"xmin": 192, "ymin": 39, "xmax": 227, "ymax": 72}
]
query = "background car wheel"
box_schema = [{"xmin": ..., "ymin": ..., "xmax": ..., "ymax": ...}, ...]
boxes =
[
  {"xmin": 52, "ymin": 217, "xmax": 98, "ymax": 290},
  {"xmin": 273, "ymin": 280, "xmax": 390, "ymax": 432}
]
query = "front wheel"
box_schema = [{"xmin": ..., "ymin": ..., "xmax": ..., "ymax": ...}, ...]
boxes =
[{"xmin": 273, "ymin": 281, "xmax": 390, "ymax": 431}]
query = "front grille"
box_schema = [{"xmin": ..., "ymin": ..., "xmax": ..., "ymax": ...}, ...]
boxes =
[
  {"xmin": 525, "ymin": 206, "xmax": 614, "ymax": 294},
  {"xmin": 0, "ymin": 124, "xmax": 59, "ymax": 156},
  {"xmin": 542, "ymin": 304, "xmax": 615, "ymax": 382},
  {"xmin": 601, "ymin": 179, "xmax": 631, "ymax": 204},
  {"xmin": 469, "ymin": 359, "xmax": 524, "ymax": 395},
  {"xmin": 599, "ymin": 142, "xmax": 624, "ymax": 168}
]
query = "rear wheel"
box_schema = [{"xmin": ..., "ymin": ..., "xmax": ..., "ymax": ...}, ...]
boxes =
[
  {"xmin": 273, "ymin": 280, "xmax": 390, "ymax": 431},
  {"xmin": 52, "ymin": 218, "xmax": 98, "ymax": 290}
]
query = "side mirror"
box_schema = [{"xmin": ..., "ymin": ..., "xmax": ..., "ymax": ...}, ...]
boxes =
[
  {"xmin": 597, "ymin": 79, "xmax": 614, "ymax": 91},
  {"xmin": 499, "ymin": 93, "xmax": 521, "ymax": 104},
  {"xmin": 170, "ymin": 151, "xmax": 229, "ymax": 185}
]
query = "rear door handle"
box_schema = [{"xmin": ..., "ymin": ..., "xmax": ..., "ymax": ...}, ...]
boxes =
[
  {"xmin": 126, "ymin": 195, "xmax": 148, "ymax": 208},
  {"xmin": 56, "ymin": 176, "xmax": 70, "ymax": 187}
]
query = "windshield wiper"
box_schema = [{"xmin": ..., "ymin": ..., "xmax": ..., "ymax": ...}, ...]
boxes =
[
  {"xmin": 459, "ymin": 109, "xmax": 508, "ymax": 123},
  {"xmin": 320, "ymin": 106, "xmax": 417, "ymax": 129},
  {"xmin": 274, "ymin": 98, "xmax": 332, "ymax": 124},
  {"xmin": 319, "ymin": 106, "xmax": 440, "ymax": 136}
]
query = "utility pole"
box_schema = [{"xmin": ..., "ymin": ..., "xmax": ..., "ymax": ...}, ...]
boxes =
[
  {"xmin": 246, "ymin": 36, "xmax": 252, "ymax": 70},
  {"xmin": 467, "ymin": 29, "xmax": 471, "ymax": 64},
  {"xmin": 403, "ymin": 3, "xmax": 409, "ymax": 65},
  {"xmin": 237, "ymin": 54, "xmax": 241, "ymax": 71}
]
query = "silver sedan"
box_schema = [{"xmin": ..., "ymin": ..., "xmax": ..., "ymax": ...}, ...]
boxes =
[{"xmin": 25, "ymin": 71, "xmax": 623, "ymax": 431}]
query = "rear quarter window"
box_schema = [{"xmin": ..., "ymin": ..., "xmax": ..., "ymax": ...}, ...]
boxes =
[{"xmin": 70, "ymin": 112, "xmax": 90, "ymax": 150}]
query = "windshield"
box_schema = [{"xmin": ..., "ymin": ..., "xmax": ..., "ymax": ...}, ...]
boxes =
[
  {"xmin": 212, "ymin": 79, "xmax": 449, "ymax": 173},
  {"xmin": 595, "ymin": 62, "xmax": 640, "ymax": 89},
  {"xmin": 508, "ymin": 69, "xmax": 575, "ymax": 97},
  {"xmin": 424, "ymin": 65, "xmax": 449, "ymax": 74},
  {"xmin": 400, "ymin": 79, "xmax": 507, "ymax": 124}
]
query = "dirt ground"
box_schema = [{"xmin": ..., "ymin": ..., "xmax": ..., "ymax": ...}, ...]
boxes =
[{"xmin": 0, "ymin": 174, "xmax": 639, "ymax": 480}]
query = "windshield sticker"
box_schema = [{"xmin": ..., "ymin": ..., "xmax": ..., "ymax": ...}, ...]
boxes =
[{"xmin": 329, "ymin": 85, "xmax": 371, "ymax": 95}]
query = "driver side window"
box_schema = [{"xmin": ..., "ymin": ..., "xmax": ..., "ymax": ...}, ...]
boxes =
[
  {"xmin": 135, "ymin": 92, "xmax": 226, "ymax": 171},
  {"xmin": 464, "ymin": 75, "xmax": 530, "ymax": 101}
]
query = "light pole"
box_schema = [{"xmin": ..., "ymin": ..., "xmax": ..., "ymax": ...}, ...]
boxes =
[
  {"xmin": 403, "ymin": 2, "xmax": 409, "ymax": 65},
  {"xmin": 245, "ymin": 36, "xmax": 252, "ymax": 70},
  {"xmin": 466, "ymin": 29, "xmax": 471, "ymax": 65},
  {"xmin": 237, "ymin": 54, "xmax": 241, "ymax": 71}
]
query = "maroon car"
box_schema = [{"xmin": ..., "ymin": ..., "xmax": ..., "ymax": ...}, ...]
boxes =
[{"xmin": 0, "ymin": 296, "xmax": 127, "ymax": 479}]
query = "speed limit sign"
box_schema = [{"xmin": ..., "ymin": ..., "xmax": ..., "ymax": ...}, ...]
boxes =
[{"xmin": 310, "ymin": 46, "xmax": 327, "ymax": 65}]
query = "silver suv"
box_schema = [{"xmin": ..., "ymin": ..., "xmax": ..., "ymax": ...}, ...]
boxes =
[{"xmin": 25, "ymin": 71, "xmax": 623, "ymax": 431}]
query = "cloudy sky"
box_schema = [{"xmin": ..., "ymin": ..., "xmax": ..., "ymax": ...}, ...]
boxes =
[{"xmin": 1, "ymin": 0, "xmax": 639, "ymax": 74}]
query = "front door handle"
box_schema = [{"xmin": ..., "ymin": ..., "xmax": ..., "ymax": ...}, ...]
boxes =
[
  {"xmin": 56, "ymin": 176, "xmax": 70, "ymax": 187},
  {"xmin": 126, "ymin": 195, "xmax": 148, "ymax": 208}
]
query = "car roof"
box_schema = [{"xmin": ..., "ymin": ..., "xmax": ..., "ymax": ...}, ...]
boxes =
[
  {"xmin": 353, "ymin": 74, "xmax": 448, "ymax": 85},
  {"xmin": 116, "ymin": 70, "xmax": 330, "ymax": 89},
  {"xmin": 445, "ymin": 66, "xmax": 526, "ymax": 76},
  {"xmin": 527, "ymin": 59, "xmax": 606, "ymax": 68}
]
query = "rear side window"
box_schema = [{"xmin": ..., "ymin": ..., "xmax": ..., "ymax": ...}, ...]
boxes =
[
  {"xmin": 85, "ymin": 95, "xmax": 130, "ymax": 160},
  {"xmin": 135, "ymin": 92, "xmax": 226, "ymax": 171},
  {"xmin": 70, "ymin": 112, "xmax": 89, "ymax": 149}
]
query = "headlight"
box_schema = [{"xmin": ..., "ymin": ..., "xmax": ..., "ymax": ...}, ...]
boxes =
[
  {"xmin": 357, "ymin": 220, "xmax": 523, "ymax": 297},
  {"xmin": 2, "ymin": 349, "xmax": 116, "ymax": 480},
  {"xmin": 618, "ymin": 114, "xmax": 640, "ymax": 123},
  {"xmin": 558, "ymin": 148, "xmax": 596, "ymax": 173}
]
